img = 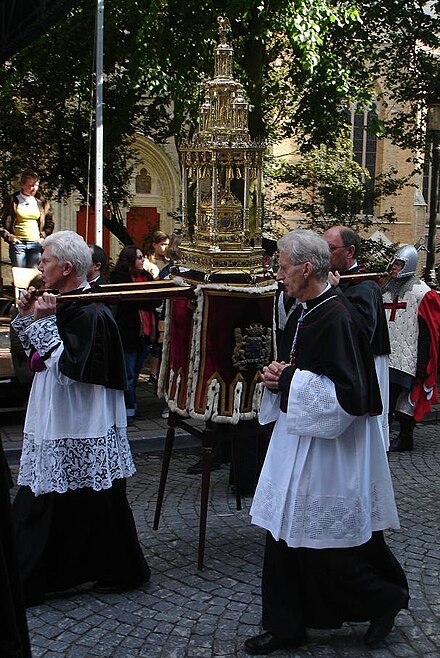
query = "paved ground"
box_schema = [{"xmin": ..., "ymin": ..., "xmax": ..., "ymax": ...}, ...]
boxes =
[{"xmin": 1, "ymin": 379, "xmax": 440, "ymax": 658}]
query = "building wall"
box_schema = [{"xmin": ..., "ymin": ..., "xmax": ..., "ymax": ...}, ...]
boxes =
[
  {"xmin": 269, "ymin": 120, "xmax": 437, "ymax": 275},
  {"xmin": 0, "ymin": 135, "xmax": 181, "ymax": 287}
]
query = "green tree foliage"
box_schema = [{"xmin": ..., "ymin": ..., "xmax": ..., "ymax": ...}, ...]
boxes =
[
  {"xmin": 278, "ymin": 1, "xmax": 440, "ymax": 154},
  {"xmin": 0, "ymin": 0, "xmax": 438, "ymax": 243},
  {"xmin": 270, "ymin": 138, "xmax": 409, "ymax": 226},
  {"xmin": 267, "ymin": 138, "xmax": 402, "ymax": 269}
]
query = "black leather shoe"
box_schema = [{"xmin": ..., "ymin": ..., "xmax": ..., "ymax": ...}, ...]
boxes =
[
  {"xmin": 94, "ymin": 577, "xmax": 150, "ymax": 594},
  {"xmin": 244, "ymin": 631, "xmax": 306, "ymax": 655},
  {"xmin": 94, "ymin": 582, "xmax": 123, "ymax": 594},
  {"xmin": 364, "ymin": 590, "xmax": 409, "ymax": 646}
]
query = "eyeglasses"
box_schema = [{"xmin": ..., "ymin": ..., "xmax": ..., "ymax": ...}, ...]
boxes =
[
  {"xmin": 328, "ymin": 245, "xmax": 349, "ymax": 252},
  {"xmin": 136, "ymin": 255, "xmax": 145, "ymax": 260}
]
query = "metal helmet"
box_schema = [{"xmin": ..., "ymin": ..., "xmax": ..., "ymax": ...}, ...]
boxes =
[{"xmin": 388, "ymin": 244, "xmax": 418, "ymax": 278}]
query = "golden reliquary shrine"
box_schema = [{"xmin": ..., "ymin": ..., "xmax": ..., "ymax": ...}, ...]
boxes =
[
  {"xmin": 177, "ymin": 16, "xmax": 270, "ymax": 284},
  {"xmin": 155, "ymin": 17, "xmax": 276, "ymax": 568},
  {"xmin": 159, "ymin": 16, "xmax": 277, "ymax": 425}
]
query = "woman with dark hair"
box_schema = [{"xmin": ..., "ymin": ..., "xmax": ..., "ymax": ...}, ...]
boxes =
[
  {"xmin": 110, "ymin": 245, "xmax": 159, "ymax": 423},
  {"xmin": 146, "ymin": 230, "xmax": 170, "ymax": 273},
  {"xmin": 143, "ymin": 232, "xmax": 170, "ymax": 393}
]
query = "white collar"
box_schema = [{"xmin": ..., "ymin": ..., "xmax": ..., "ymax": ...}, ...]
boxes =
[{"xmin": 301, "ymin": 283, "xmax": 331, "ymax": 309}]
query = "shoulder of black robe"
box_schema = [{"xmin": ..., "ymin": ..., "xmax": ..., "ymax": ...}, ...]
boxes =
[
  {"xmin": 109, "ymin": 271, "xmax": 131, "ymax": 285},
  {"xmin": 57, "ymin": 296, "xmax": 127, "ymax": 390},
  {"xmin": 91, "ymin": 274, "xmax": 107, "ymax": 287},
  {"xmin": 280, "ymin": 288, "xmax": 382, "ymax": 416},
  {"xmin": 338, "ymin": 272, "xmax": 390, "ymax": 356}
]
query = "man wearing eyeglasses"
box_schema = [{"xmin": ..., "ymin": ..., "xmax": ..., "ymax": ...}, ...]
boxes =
[{"xmin": 323, "ymin": 225, "xmax": 391, "ymax": 450}]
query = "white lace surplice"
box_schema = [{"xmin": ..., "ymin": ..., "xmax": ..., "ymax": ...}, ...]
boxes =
[
  {"xmin": 12, "ymin": 313, "xmax": 134, "ymax": 496},
  {"xmin": 250, "ymin": 369, "xmax": 400, "ymax": 549},
  {"xmin": 374, "ymin": 354, "xmax": 390, "ymax": 450}
]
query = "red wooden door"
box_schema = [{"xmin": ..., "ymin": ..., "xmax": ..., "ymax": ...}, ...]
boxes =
[
  {"xmin": 76, "ymin": 206, "xmax": 110, "ymax": 254},
  {"xmin": 126, "ymin": 207, "xmax": 160, "ymax": 251}
]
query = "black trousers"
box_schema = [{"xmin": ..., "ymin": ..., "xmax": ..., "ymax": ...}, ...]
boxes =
[
  {"xmin": 389, "ymin": 381, "xmax": 409, "ymax": 425},
  {"xmin": 262, "ymin": 531, "xmax": 409, "ymax": 639}
]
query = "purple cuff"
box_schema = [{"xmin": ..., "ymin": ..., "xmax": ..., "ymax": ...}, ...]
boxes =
[{"xmin": 29, "ymin": 351, "xmax": 46, "ymax": 372}]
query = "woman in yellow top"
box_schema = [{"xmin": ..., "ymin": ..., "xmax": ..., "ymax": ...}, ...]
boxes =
[{"xmin": 0, "ymin": 170, "xmax": 54, "ymax": 268}]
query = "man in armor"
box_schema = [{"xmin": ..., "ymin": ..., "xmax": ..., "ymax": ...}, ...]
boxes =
[{"xmin": 382, "ymin": 244, "xmax": 440, "ymax": 452}]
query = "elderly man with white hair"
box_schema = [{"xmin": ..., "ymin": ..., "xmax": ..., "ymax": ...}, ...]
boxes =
[
  {"xmin": 11, "ymin": 230, "xmax": 150, "ymax": 606},
  {"xmin": 245, "ymin": 230, "xmax": 408, "ymax": 655}
]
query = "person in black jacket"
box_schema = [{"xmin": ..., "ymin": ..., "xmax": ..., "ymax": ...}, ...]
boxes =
[
  {"xmin": 322, "ymin": 225, "xmax": 391, "ymax": 450},
  {"xmin": 87, "ymin": 244, "xmax": 108, "ymax": 286},
  {"xmin": 110, "ymin": 245, "xmax": 159, "ymax": 423}
]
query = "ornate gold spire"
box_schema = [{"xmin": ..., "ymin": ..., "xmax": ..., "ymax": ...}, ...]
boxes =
[{"xmin": 178, "ymin": 17, "xmax": 269, "ymax": 284}]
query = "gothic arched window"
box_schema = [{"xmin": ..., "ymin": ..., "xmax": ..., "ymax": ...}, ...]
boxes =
[{"xmin": 346, "ymin": 104, "xmax": 378, "ymax": 215}]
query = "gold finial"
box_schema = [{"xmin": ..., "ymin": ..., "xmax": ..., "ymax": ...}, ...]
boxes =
[{"xmin": 217, "ymin": 16, "xmax": 231, "ymax": 44}]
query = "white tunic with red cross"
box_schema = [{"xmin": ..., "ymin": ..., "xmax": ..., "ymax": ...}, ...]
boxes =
[{"xmin": 383, "ymin": 279, "xmax": 431, "ymax": 376}]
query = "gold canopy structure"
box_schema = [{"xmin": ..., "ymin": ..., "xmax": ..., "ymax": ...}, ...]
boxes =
[{"xmin": 178, "ymin": 16, "xmax": 268, "ymax": 284}]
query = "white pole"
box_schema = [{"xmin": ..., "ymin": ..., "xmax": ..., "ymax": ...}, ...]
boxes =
[{"xmin": 95, "ymin": 0, "xmax": 104, "ymax": 246}]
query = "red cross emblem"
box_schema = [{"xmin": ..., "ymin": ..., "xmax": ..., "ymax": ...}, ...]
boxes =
[{"xmin": 384, "ymin": 296, "xmax": 407, "ymax": 321}]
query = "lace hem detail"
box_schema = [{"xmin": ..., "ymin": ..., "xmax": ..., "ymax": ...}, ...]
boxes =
[
  {"xmin": 26, "ymin": 314, "xmax": 60, "ymax": 357},
  {"xmin": 251, "ymin": 478, "xmax": 398, "ymax": 548},
  {"xmin": 18, "ymin": 426, "xmax": 136, "ymax": 496}
]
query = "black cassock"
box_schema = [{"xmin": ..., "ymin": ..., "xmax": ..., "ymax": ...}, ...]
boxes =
[
  {"xmin": 0, "ymin": 438, "xmax": 32, "ymax": 657},
  {"xmin": 337, "ymin": 266, "xmax": 390, "ymax": 356},
  {"xmin": 279, "ymin": 287, "xmax": 382, "ymax": 416},
  {"xmin": 263, "ymin": 287, "xmax": 408, "ymax": 639}
]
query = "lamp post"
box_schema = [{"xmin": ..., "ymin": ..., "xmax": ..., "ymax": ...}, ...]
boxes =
[{"xmin": 424, "ymin": 102, "xmax": 440, "ymax": 285}]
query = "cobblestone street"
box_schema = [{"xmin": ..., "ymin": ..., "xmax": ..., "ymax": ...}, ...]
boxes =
[{"xmin": 3, "ymin": 414, "xmax": 438, "ymax": 658}]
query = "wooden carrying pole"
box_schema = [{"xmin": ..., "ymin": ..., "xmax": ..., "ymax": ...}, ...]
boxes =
[
  {"xmin": 338, "ymin": 271, "xmax": 391, "ymax": 288},
  {"xmin": 32, "ymin": 280, "xmax": 193, "ymax": 304}
]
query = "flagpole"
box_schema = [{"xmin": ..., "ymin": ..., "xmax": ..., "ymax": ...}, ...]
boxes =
[{"xmin": 95, "ymin": 0, "xmax": 104, "ymax": 246}]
